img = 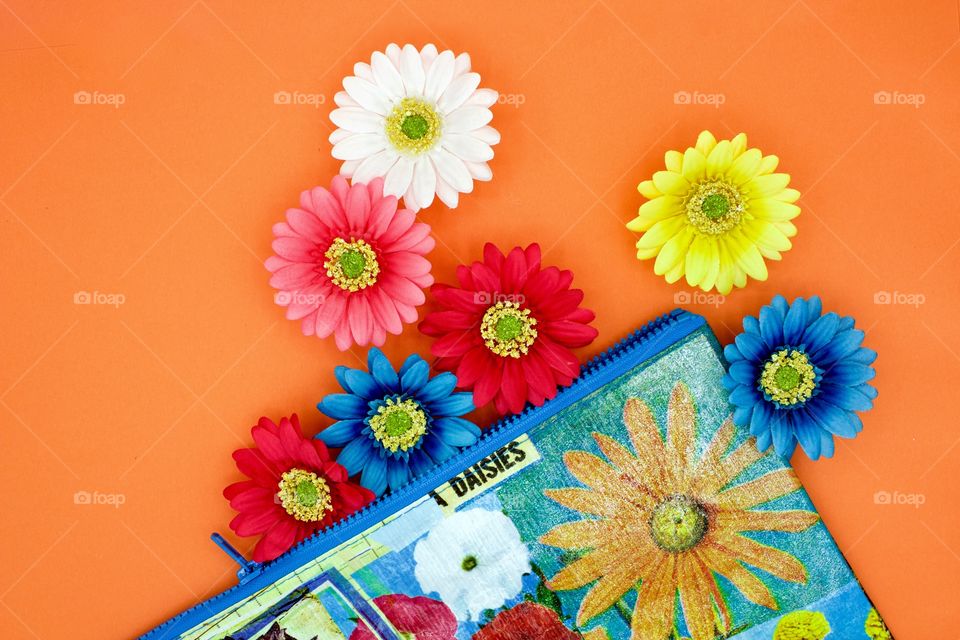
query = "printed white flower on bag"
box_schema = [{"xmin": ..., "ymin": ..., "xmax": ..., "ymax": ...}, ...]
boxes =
[
  {"xmin": 413, "ymin": 507, "xmax": 530, "ymax": 620},
  {"xmin": 330, "ymin": 43, "xmax": 500, "ymax": 212}
]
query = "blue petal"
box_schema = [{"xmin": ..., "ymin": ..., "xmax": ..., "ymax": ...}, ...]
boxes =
[
  {"xmin": 419, "ymin": 372, "xmax": 459, "ymax": 404},
  {"xmin": 398, "ymin": 353, "xmax": 425, "ymax": 378},
  {"xmin": 827, "ymin": 363, "xmax": 875, "ymax": 386},
  {"xmin": 344, "ymin": 368, "xmax": 382, "ymax": 400},
  {"xmin": 318, "ymin": 393, "xmax": 369, "ymax": 419},
  {"xmin": 724, "ymin": 343, "xmax": 744, "ymax": 362},
  {"xmin": 847, "ymin": 347, "xmax": 878, "ymax": 366},
  {"xmin": 386, "ymin": 459, "xmax": 410, "ymax": 491},
  {"xmin": 855, "ymin": 383, "xmax": 878, "ymax": 399},
  {"xmin": 728, "ymin": 360, "xmax": 757, "ymax": 385},
  {"xmin": 771, "ymin": 414, "xmax": 797, "ymax": 460},
  {"xmin": 423, "ymin": 434, "xmax": 457, "ymax": 464},
  {"xmin": 428, "ymin": 392, "xmax": 475, "ymax": 417},
  {"xmin": 801, "ymin": 312, "xmax": 840, "ymax": 354},
  {"xmin": 806, "ymin": 400, "xmax": 858, "ymax": 438},
  {"xmin": 743, "ymin": 314, "xmax": 761, "ymax": 338},
  {"xmin": 722, "ymin": 374, "xmax": 737, "ymax": 390},
  {"xmin": 805, "ymin": 296, "xmax": 823, "ymax": 325},
  {"xmin": 755, "ymin": 429, "xmax": 773, "ymax": 453},
  {"xmin": 367, "ymin": 348, "xmax": 399, "ymax": 390},
  {"xmin": 409, "ymin": 450, "xmax": 434, "ymax": 478},
  {"xmin": 770, "ymin": 294, "xmax": 789, "ymax": 317},
  {"xmin": 733, "ymin": 404, "xmax": 753, "ymax": 426},
  {"xmin": 838, "ymin": 316, "xmax": 855, "ymax": 331},
  {"xmin": 433, "ymin": 417, "xmax": 481, "ymax": 447},
  {"xmin": 821, "ymin": 384, "xmax": 873, "ymax": 411},
  {"xmin": 729, "ymin": 384, "xmax": 761, "ymax": 407},
  {"xmin": 361, "ymin": 453, "xmax": 388, "ymax": 496},
  {"xmin": 400, "ymin": 358, "xmax": 430, "ymax": 395},
  {"xmin": 782, "ymin": 298, "xmax": 807, "ymax": 344},
  {"xmin": 795, "ymin": 419, "xmax": 822, "ymax": 460},
  {"xmin": 751, "ymin": 401, "xmax": 773, "ymax": 436},
  {"xmin": 337, "ymin": 438, "xmax": 373, "ymax": 475},
  {"xmin": 334, "ymin": 365, "xmax": 354, "ymax": 393},
  {"xmin": 816, "ymin": 329, "xmax": 864, "ymax": 366},
  {"xmin": 734, "ymin": 332, "xmax": 766, "ymax": 363},
  {"xmin": 316, "ymin": 419, "xmax": 364, "ymax": 447},
  {"xmin": 759, "ymin": 303, "xmax": 784, "ymax": 348},
  {"xmin": 819, "ymin": 429, "xmax": 835, "ymax": 458}
]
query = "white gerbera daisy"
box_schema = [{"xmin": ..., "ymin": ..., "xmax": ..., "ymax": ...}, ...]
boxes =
[
  {"xmin": 330, "ymin": 43, "xmax": 500, "ymax": 212},
  {"xmin": 413, "ymin": 507, "xmax": 530, "ymax": 620}
]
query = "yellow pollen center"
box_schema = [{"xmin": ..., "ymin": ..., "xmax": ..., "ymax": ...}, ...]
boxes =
[
  {"xmin": 277, "ymin": 469, "xmax": 333, "ymax": 522},
  {"xmin": 480, "ymin": 302, "xmax": 538, "ymax": 358},
  {"xmin": 773, "ymin": 611, "xmax": 831, "ymax": 640},
  {"xmin": 385, "ymin": 98, "xmax": 442, "ymax": 155},
  {"xmin": 685, "ymin": 179, "xmax": 745, "ymax": 235},
  {"xmin": 324, "ymin": 238, "xmax": 379, "ymax": 291},
  {"xmin": 369, "ymin": 398, "xmax": 428, "ymax": 452},
  {"xmin": 649, "ymin": 494, "xmax": 709, "ymax": 552},
  {"xmin": 760, "ymin": 349, "xmax": 817, "ymax": 406}
]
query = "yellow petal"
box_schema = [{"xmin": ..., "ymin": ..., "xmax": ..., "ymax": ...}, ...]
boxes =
[
  {"xmin": 548, "ymin": 547, "xmax": 607, "ymax": 590},
  {"xmin": 714, "ymin": 509, "xmax": 819, "ymax": 533},
  {"xmin": 691, "ymin": 418, "xmax": 735, "ymax": 492},
  {"xmin": 728, "ymin": 231, "xmax": 768, "ymax": 280},
  {"xmin": 564, "ymin": 450, "xmax": 628, "ymax": 496},
  {"xmin": 743, "ymin": 220, "xmax": 792, "ymax": 252},
  {"xmin": 684, "ymin": 234, "xmax": 711, "ymax": 286},
  {"xmin": 578, "ymin": 560, "xmax": 644, "ymax": 625},
  {"xmin": 631, "ymin": 556, "xmax": 677, "ymax": 640},
  {"xmin": 706, "ymin": 140, "xmax": 734, "ymax": 177},
  {"xmin": 628, "ymin": 195, "xmax": 684, "ymax": 232},
  {"xmin": 714, "ymin": 468, "xmax": 802, "ymax": 510},
  {"xmin": 697, "ymin": 546, "xmax": 777, "ymax": 610},
  {"xmin": 698, "ymin": 237, "xmax": 721, "ymax": 292},
  {"xmin": 714, "ymin": 240, "xmax": 735, "ymax": 295},
  {"xmin": 623, "ymin": 397, "xmax": 669, "ymax": 493},
  {"xmin": 758, "ymin": 154, "xmax": 779, "ymax": 174},
  {"xmin": 774, "ymin": 187, "xmax": 801, "ymax": 203},
  {"xmin": 745, "ymin": 173, "xmax": 791, "ymax": 198},
  {"xmin": 749, "ymin": 198, "xmax": 800, "ymax": 222},
  {"xmin": 638, "ymin": 180, "xmax": 660, "ymax": 199},
  {"xmin": 681, "ymin": 147, "xmax": 707, "ymax": 182},
  {"xmin": 665, "ymin": 149, "xmax": 683, "ymax": 173},
  {"xmin": 727, "ymin": 148, "xmax": 762, "ymax": 185},
  {"xmin": 634, "ymin": 209, "xmax": 686, "ymax": 247},
  {"xmin": 636, "ymin": 244, "xmax": 660, "ymax": 260},
  {"xmin": 695, "ymin": 130, "xmax": 717, "ymax": 156},
  {"xmin": 652, "ymin": 170, "xmax": 690, "ymax": 196},
  {"xmin": 676, "ymin": 554, "xmax": 717, "ymax": 640},
  {"xmin": 545, "ymin": 488, "xmax": 623, "ymax": 517},
  {"xmin": 664, "ymin": 261, "xmax": 685, "ymax": 284},
  {"xmin": 775, "ymin": 220, "xmax": 798, "ymax": 237},
  {"xmin": 730, "ymin": 132, "xmax": 748, "ymax": 158},
  {"xmin": 666, "ymin": 382, "xmax": 697, "ymax": 485},
  {"xmin": 540, "ymin": 518, "xmax": 617, "ymax": 550},
  {"xmin": 712, "ymin": 534, "xmax": 808, "ymax": 584},
  {"xmin": 654, "ymin": 227, "xmax": 693, "ymax": 275}
]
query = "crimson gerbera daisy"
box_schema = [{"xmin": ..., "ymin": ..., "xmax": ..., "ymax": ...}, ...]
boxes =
[
  {"xmin": 419, "ymin": 243, "xmax": 598, "ymax": 416},
  {"xmin": 223, "ymin": 414, "xmax": 374, "ymax": 562},
  {"xmin": 266, "ymin": 175, "xmax": 435, "ymax": 350}
]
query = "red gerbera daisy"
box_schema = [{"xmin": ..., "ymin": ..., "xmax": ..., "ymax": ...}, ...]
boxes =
[
  {"xmin": 351, "ymin": 594, "xmax": 457, "ymax": 640},
  {"xmin": 223, "ymin": 414, "xmax": 374, "ymax": 562},
  {"xmin": 473, "ymin": 602, "xmax": 579, "ymax": 640},
  {"xmin": 419, "ymin": 243, "xmax": 598, "ymax": 416}
]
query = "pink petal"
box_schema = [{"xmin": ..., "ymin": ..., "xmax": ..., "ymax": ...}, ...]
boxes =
[
  {"xmin": 382, "ymin": 221, "xmax": 432, "ymax": 253},
  {"xmin": 380, "ymin": 274, "xmax": 427, "ymax": 306},
  {"xmin": 348, "ymin": 295, "xmax": 373, "ymax": 345},
  {"xmin": 345, "ymin": 179, "xmax": 371, "ymax": 229},
  {"xmin": 384, "ymin": 251, "xmax": 431, "ymax": 278},
  {"xmin": 269, "ymin": 262, "xmax": 318, "ymax": 290}
]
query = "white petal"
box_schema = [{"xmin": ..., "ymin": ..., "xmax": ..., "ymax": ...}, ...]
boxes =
[
  {"xmin": 330, "ymin": 107, "xmax": 383, "ymax": 133},
  {"xmin": 353, "ymin": 62, "xmax": 373, "ymax": 82},
  {"xmin": 432, "ymin": 148, "xmax": 473, "ymax": 193},
  {"xmin": 464, "ymin": 88, "xmax": 498, "ymax": 108},
  {"xmin": 453, "ymin": 52, "xmax": 471, "ymax": 76},
  {"xmin": 343, "ymin": 76, "xmax": 390, "ymax": 115},
  {"xmin": 420, "ymin": 44, "xmax": 439, "ymax": 66},
  {"xmin": 424, "ymin": 50, "xmax": 455, "ymax": 102},
  {"xmin": 471, "ymin": 126, "xmax": 501, "ymax": 146},
  {"xmin": 465, "ymin": 161, "xmax": 492, "ymax": 181},
  {"xmin": 442, "ymin": 134, "xmax": 494, "ymax": 162},
  {"xmin": 328, "ymin": 128, "xmax": 352, "ymax": 145},
  {"xmin": 353, "ymin": 149, "xmax": 399, "ymax": 183},
  {"xmin": 413, "ymin": 156, "xmax": 437, "ymax": 209},
  {"xmin": 370, "ymin": 51, "xmax": 405, "ymax": 100},
  {"xmin": 438, "ymin": 73, "xmax": 481, "ymax": 113},
  {"xmin": 444, "ymin": 106, "xmax": 492, "ymax": 133},
  {"xmin": 334, "ymin": 91, "xmax": 358, "ymax": 108},
  {"xmin": 402, "ymin": 180, "xmax": 419, "ymax": 213},
  {"xmin": 400, "ymin": 44, "xmax": 425, "ymax": 96},
  {"xmin": 332, "ymin": 133, "xmax": 386, "ymax": 160},
  {"xmin": 385, "ymin": 43, "xmax": 402, "ymax": 67},
  {"xmin": 340, "ymin": 159, "xmax": 361, "ymax": 177},
  {"xmin": 384, "ymin": 156, "xmax": 415, "ymax": 197},
  {"xmin": 436, "ymin": 177, "xmax": 460, "ymax": 208}
]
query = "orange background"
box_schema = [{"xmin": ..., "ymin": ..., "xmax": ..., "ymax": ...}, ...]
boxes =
[{"xmin": 2, "ymin": 1, "xmax": 958, "ymax": 637}]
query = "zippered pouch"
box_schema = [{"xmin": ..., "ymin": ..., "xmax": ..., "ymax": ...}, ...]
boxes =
[{"xmin": 143, "ymin": 310, "xmax": 887, "ymax": 640}]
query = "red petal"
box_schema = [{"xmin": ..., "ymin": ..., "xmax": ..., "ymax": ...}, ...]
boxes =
[
  {"xmin": 534, "ymin": 337, "xmax": 580, "ymax": 378},
  {"xmin": 501, "ymin": 358, "xmax": 528, "ymax": 414},
  {"xmin": 483, "ymin": 242, "xmax": 505, "ymax": 273},
  {"xmin": 455, "ymin": 346, "xmax": 490, "ymax": 387},
  {"xmin": 431, "ymin": 330, "xmax": 476, "ymax": 358},
  {"xmin": 501, "ymin": 246, "xmax": 528, "ymax": 292},
  {"xmin": 543, "ymin": 319, "xmax": 599, "ymax": 347},
  {"xmin": 252, "ymin": 518, "xmax": 298, "ymax": 562},
  {"xmin": 473, "ymin": 360, "xmax": 504, "ymax": 407}
]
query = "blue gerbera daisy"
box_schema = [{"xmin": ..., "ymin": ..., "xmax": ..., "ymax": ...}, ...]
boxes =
[
  {"xmin": 317, "ymin": 347, "xmax": 479, "ymax": 496},
  {"xmin": 722, "ymin": 295, "xmax": 877, "ymax": 460}
]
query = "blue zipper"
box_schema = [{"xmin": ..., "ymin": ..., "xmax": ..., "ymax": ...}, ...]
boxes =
[{"xmin": 140, "ymin": 308, "xmax": 705, "ymax": 640}]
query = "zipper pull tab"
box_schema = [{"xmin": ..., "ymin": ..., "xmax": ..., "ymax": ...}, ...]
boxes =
[{"xmin": 211, "ymin": 533, "xmax": 260, "ymax": 582}]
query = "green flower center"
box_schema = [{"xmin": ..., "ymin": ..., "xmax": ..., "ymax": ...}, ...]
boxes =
[
  {"xmin": 760, "ymin": 349, "xmax": 817, "ymax": 407},
  {"xmin": 324, "ymin": 238, "xmax": 379, "ymax": 291},
  {"xmin": 369, "ymin": 398, "xmax": 428, "ymax": 453},
  {"xmin": 386, "ymin": 98, "xmax": 441, "ymax": 155},
  {"xmin": 461, "ymin": 555, "xmax": 478, "ymax": 571},
  {"xmin": 480, "ymin": 301, "xmax": 538, "ymax": 358},
  {"xmin": 649, "ymin": 495, "xmax": 709, "ymax": 553},
  {"xmin": 685, "ymin": 179, "xmax": 745, "ymax": 235},
  {"xmin": 277, "ymin": 469, "xmax": 333, "ymax": 522}
]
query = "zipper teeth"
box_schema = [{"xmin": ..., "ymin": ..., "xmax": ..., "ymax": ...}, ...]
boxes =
[{"xmin": 140, "ymin": 308, "xmax": 693, "ymax": 640}]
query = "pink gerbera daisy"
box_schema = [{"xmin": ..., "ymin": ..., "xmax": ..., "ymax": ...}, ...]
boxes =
[
  {"xmin": 266, "ymin": 175, "xmax": 434, "ymax": 350},
  {"xmin": 419, "ymin": 243, "xmax": 599, "ymax": 416}
]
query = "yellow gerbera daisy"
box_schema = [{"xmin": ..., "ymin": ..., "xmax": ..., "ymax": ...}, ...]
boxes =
[
  {"xmin": 540, "ymin": 382, "xmax": 819, "ymax": 640},
  {"xmin": 627, "ymin": 131, "xmax": 800, "ymax": 294}
]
